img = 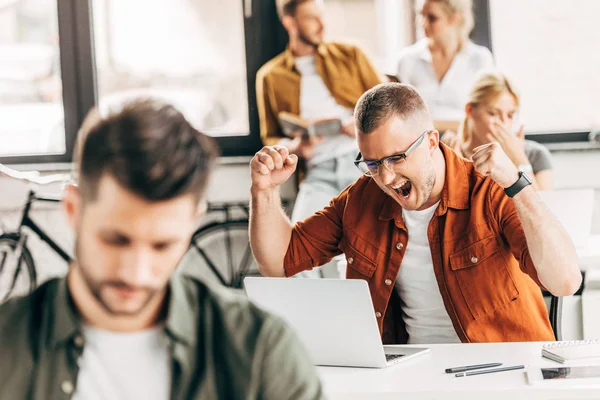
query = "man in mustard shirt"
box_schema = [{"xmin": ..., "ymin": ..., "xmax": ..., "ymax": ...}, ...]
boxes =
[{"xmin": 256, "ymin": 0, "xmax": 383, "ymax": 278}]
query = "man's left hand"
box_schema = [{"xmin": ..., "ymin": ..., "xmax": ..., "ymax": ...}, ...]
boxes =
[{"xmin": 471, "ymin": 142, "xmax": 520, "ymax": 189}]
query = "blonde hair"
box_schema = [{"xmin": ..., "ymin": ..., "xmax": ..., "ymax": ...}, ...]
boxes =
[
  {"xmin": 458, "ymin": 70, "xmax": 520, "ymax": 143},
  {"xmin": 427, "ymin": 0, "xmax": 474, "ymax": 44}
]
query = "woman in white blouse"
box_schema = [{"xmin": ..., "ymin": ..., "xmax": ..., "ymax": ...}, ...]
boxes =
[{"xmin": 395, "ymin": 0, "xmax": 493, "ymax": 131}]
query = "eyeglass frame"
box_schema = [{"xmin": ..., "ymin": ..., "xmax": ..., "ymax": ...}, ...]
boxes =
[{"xmin": 353, "ymin": 129, "xmax": 435, "ymax": 176}]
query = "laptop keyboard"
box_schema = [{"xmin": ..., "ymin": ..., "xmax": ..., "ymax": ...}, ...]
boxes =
[{"xmin": 385, "ymin": 353, "xmax": 404, "ymax": 362}]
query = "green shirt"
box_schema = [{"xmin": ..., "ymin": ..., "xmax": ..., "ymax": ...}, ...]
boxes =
[{"xmin": 0, "ymin": 276, "xmax": 324, "ymax": 400}]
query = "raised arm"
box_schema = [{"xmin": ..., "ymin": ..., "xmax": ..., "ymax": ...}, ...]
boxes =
[
  {"xmin": 250, "ymin": 145, "xmax": 346, "ymax": 278},
  {"xmin": 509, "ymin": 186, "xmax": 580, "ymax": 294},
  {"xmin": 472, "ymin": 142, "xmax": 581, "ymax": 296},
  {"xmin": 249, "ymin": 146, "xmax": 297, "ymax": 277}
]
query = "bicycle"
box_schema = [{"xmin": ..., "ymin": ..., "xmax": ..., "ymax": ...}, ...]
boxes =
[
  {"xmin": 187, "ymin": 202, "xmax": 255, "ymax": 288},
  {"xmin": 0, "ymin": 194, "xmax": 258, "ymax": 301},
  {"xmin": 0, "ymin": 164, "xmax": 71, "ymax": 302},
  {"xmin": 187, "ymin": 200, "xmax": 290, "ymax": 289}
]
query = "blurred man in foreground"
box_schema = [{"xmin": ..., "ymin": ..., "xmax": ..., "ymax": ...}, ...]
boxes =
[{"xmin": 0, "ymin": 100, "xmax": 323, "ymax": 399}]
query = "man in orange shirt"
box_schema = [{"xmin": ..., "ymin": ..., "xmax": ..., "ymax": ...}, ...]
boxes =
[
  {"xmin": 256, "ymin": 0, "xmax": 382, "ymax": 278},
  {"xmin": 249, "ymin": 83, "xmax": 582, "ymax": 344}
]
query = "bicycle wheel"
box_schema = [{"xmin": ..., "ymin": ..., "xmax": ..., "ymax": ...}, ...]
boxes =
[
  {"xmin": 0, "ymin": 233, "xmax": 36, "ymax": 302},
  {"xmin": 188, "ymin": 220, "xmax": 258, "ymax": 289}
]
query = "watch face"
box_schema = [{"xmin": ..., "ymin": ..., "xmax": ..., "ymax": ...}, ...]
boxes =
[{"xmin": 521, "ymin": 171, "xmax": 533, "ymax": 184}]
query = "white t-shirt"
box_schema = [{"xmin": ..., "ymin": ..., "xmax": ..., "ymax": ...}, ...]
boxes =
[
  {"xmin": 395, "ymin": 39, "xmax": 494, "ymax": 121},
  {"xmin": 295, "ymin": 55, "xmax": 357, "ymax": 167},
  {"xmin": 73, "ymin": 325, "xmax": 171, "ymax": 400},
  {"xmin": 395, "ymin": 201, "xmax": 461, "ymax": 344}
]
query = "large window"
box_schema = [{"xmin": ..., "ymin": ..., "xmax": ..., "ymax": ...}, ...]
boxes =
[
  {"xmin": 92, "ymin": 0, "xmax": 250, "ymax": 138},
  {"xmin": 9, "ymin": 0, "xmax": 597, "ymax": 164},
  {"xmin": 0, "ymin": 0, "xmax": 64, "ymax": 157},
  {"xmin": 1, "ymin": 0, "xmax": 274, "ymax": 163},
  {"xmin": 324, "ymin": 0, "xmax": 412, "ymax": 72},
  {"xmin": 489, "ymin": 0, "xmax": 600, "ymax": 134}
]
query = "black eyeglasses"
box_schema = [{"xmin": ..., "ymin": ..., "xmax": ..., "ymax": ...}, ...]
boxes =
[{"xmin": 354, "ymin": 129, "xmax": 434, "ymax": 177}]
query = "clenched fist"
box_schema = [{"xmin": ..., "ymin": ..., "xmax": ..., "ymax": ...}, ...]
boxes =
[
  {"xmin": 250, "ymin": 146, "xmax": 298, "ymax": 192},
  {"xmin": 487, "ymin": 123, "xmax": 529, "ymax": 167},
  {"xmin": 471, "ymin": 142, "xmax": 520, "ymax": 189}
]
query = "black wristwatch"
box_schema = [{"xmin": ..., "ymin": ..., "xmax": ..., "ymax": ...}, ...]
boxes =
[{"xmin": 504, "ymin": 171, "xmax": 533, "ymax": 198}]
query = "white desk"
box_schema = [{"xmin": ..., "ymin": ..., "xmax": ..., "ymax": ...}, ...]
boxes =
[{"xmin": 318, "ymin": 342, "xmax": 600, "ymax": 400}]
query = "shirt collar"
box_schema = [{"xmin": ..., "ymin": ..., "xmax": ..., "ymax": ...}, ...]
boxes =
[
  {"xmin": 418, "ymin": 39, "xmax": 473, "ymax": 63},
  {"xmin": 417, "ymin": 39, "xmax": 433, "ymax": 62},
  {"xmin": 50, "ymin": 277, "xmax": 81, "ymax": 347},
  {"xmin": 378, "ymin": 198, "xmax": 406, "ymax": 232},
  {"xmin": 164, "ymin": 276, "xmax": 196, "ymax": 346},
  {"xmin": 437, "ymin": 142, "xmax": 470, "ymax": 214},
  {"xmin": 50, "ymin": 276, "xmax": 196, "ymax": 347},
  {"xmin": 283, "ymin": 43, "xmax": 328, "ymax": 70},
  {"xmin": 378, "ymin": 142, "xmax": 470, "ymax": 222}
]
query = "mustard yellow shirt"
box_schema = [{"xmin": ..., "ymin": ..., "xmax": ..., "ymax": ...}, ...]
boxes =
[{"xmin": 256, "ymin": 42, "xmax": 383, "ymax": 145}]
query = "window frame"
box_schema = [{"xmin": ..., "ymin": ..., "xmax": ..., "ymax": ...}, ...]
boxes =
[
  {"xmin": 0, "ymin": 0, "xmax": 91, "ymax": 165},
  {"xmin": 213, "ymin": 0, "xmax": 287, "ymax": 157}
]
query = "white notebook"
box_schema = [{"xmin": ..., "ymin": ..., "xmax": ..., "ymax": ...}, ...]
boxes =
[{"xmin": 542, "ymin": 340, "xmax": 600, "ymax": 363}]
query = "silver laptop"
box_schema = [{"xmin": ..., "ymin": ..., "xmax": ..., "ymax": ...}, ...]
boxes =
[
  {"xmin": 244, "ymin": 277, "xmax": 429, "ymax": 368},
  {"xmin": 538, "ymin": 189, "xmax": 594, "ymax": 249}
]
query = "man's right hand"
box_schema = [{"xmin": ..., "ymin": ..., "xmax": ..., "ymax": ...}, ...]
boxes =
[
  {"xmin": 286, "ymin": 135, "xmax": 325, "ymax": 159},
  {"xmin": 251, "ymin": 146, "xmax": 298, "ymax": 191}
]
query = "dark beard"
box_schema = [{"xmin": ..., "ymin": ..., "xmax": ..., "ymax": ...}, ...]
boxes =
[
  {"xmin": 74, "ymin": 239, "xmax": 161, "ymax": 316},
  {"xmin": 297, "ymin": 27, "xmax": 321, "ymax": 48}
]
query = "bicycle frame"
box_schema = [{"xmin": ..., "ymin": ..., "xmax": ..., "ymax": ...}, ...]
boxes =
[{"xmin": 19, "ymin": 190, "xmax": 71, "ymax": 262}]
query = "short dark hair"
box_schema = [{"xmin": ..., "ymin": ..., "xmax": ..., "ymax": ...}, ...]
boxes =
[
  {"xmin": 354, "ymin": 83, "xmax": 430, "ymax": 134},
  {"xmin": 278, "ymin": 0, "xmax": 313, "ymax": 18},
  {"xmin": 73, "ymin": 99, "xmax": 218, "ymax": 204}
]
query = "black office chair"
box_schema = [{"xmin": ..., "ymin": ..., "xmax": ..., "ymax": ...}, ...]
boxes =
[{"xmin": 545, "ymin": 294, "xmax": 563, "ymax": 341}]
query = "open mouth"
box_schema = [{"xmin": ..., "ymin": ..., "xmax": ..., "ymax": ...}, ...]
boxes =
[{"xmin": 391, "ymin": 180, "xmax": 412, "ymax": 198}]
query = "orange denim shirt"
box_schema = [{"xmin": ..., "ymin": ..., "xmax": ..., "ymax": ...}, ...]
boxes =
[
  {"xmin": 255, "ymin": 42, "xmax": 383, "ymax": 145},
  {"xmin": 284, "ymin": 143, "xmax": 554, "ymax": 344}
]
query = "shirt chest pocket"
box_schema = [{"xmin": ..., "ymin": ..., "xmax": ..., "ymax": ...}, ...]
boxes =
[
  {"xmin": 339, "ymin": 236, "xmax": 377, "ymax": 279},
  {"xmin": 449, "ymin": 236, "xmax": 519, "ymax": 320}
]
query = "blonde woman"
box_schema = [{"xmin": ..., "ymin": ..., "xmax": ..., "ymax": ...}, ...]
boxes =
[
  {"xmin": 443, "ymin": 70, "xmax": 553, "ymax": 190},
  {"xmin": 395, "ymin": 0, "xmax": 493, "ymax": 131}
]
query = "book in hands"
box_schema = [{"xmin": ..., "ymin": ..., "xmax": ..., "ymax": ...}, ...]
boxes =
[{"xmin": 278, "ymin": 111, "xmax": 343, "ymax": 139}]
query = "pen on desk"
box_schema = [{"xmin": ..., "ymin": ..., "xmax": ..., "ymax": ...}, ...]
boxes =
[
  {"xmin": 455, "ymin": 365, "xmax": 525, "ymax": 377},
  {"xmin": 444, "ymin": 363, "xmax": 503, "ymax": 374}
]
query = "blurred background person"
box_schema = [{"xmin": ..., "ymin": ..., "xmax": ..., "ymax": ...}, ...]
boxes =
[
  {"xmin": 395, "ymin": 0, "xmax": 493, "ymax": 132},
  {"xmin": 256, "ymin": 0, "xmax": 383, "ymax": 278},
  {"xmin": 442, "ymin": 70, "xmax": 553, "ymax": 191}
]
